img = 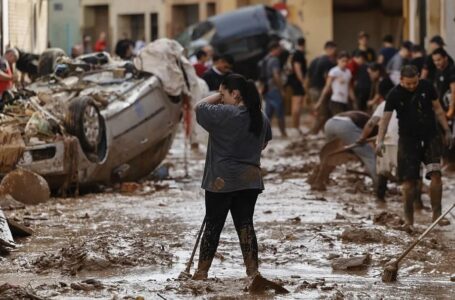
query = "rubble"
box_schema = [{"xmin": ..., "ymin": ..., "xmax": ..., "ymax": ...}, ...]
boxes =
[
  {"xmin": 33, "ymin": 233, "xmax": 174, "ymax": 275},
  {"xmin": 6, "ymin": 218, "xmax": 34, "ymax": 237},
  {"xmin": 0, "ymin": 283, "xmax": 44, "ymax": 300},
  {"xmin": 0, "ymin": 127, "xmax": 25, "ymax": 172},
  {"xmin": 331, "ymin": 254, "xmax": 371, "ymax": 270},
  {"xmin": 0, "ymin": 169, "xmax": 50, "ymax": 205},
  {"xmin": 341, "ymin": 227, "xmax": 389, "ymax": 243},
  {"xmin": 373, "ymin": 211, "xmax": 405, "ymax": 227},
  {"xmin": 70, "ymin": 279, "xmax": 104, "ymax": 291},
  {"xmin": 0, "ymin": 193, "xmax": 25, "ymax": 210},
  {"xmin": 0, "ymin": 209, "xmax": 15, "ymax": 249}
]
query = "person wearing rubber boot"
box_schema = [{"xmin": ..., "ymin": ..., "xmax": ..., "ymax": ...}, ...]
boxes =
[
  {"xmin": 193, "ymin": 73, "xmax": 272, "ymax": 280},
  {"xmin": 376, "ymin": 65, "xmax": 452, "ymax": 227}
]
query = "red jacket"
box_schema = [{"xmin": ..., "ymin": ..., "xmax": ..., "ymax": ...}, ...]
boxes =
[
  {"xmin": 94, "ymin": 40, "xmax": 107, "ymax": 52},
  {"xmin": 0, "ymin": 60, "xmax": 13, "ymax": 94},
  {"xmin": 193, "ymin": 63, "xmax": 207, "ymax": 77}
]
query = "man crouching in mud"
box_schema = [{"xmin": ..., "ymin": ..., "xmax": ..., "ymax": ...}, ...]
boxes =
[
  {"xmin": 376, "ymin": 65, "xmax": 452, "ymax": 227},
  {"xmin": 192, "ymin": 74, "xmax": 271, "ymax": 280}
]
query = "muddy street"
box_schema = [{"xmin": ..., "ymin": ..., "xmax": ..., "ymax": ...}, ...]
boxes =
[{"xmin": 1, "ymin": 127, "xmax": 454, "ymax": 299}]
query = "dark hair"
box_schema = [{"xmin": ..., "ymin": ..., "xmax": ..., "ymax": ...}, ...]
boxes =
[
  {"xmin": 432, "ymin": 47, "xmax": 448, "ymax": 58},
  {"xmin": 430, "ymin": 35, "xmax": 445, "ymax": 47},
  {"xmin": 337, "ymin": 51, "xmax": 349, "ymax": 60},
  {"xmin": 368, "ymin": 63, "xmax": 386, "ymax": 77},
  {"xmin": 214, "ymin": 53, "xmax": 234, "ymax": 66},
  {"xmin": 221, "ymin": 73, "xmax": 263, "ymax": 137},
  {"xmin": 383, "ymin": 34, "xmax": 394, "ymax": 44},
  {"xmin": 196, "ymin": 49, "xmax": 207, "ymax": 60},
  {"xmin": 401, "ymin": 41, "xmax": 413, "ymax": 51},
  {"xmin": 212, "ymin": 53, "xmax": 221, "ymax": 62},
  {"xmin": 411, "ymin": 45, "xmax": 424, "ymax": 53},
  {"xmin": 297, "ymin": 37, "xmax": 306, "ymax": 46},
  {"xmin": 400, "ymin": 65, "xmax": 419, "ymax": 78},
  {"xmin": 324, "ymin": 41, "xmax": 337, "ymax": 49},
  {"xmin": 358, "ymin": 31, "xmax": 369, "ymax": 39},
  {"xmin": 353, "ymin": 49, "xmax": 367, "ymax": 60},
  {"xmin": 268, "ymin": 41, "xmax": 281, "ymax": 52}
]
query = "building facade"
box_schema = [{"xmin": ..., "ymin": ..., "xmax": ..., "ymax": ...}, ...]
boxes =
[
  {"xmin": 164, "ymin": 0, "xmax": 454, "ymax": 62},
  {"xmin": 1, "ymin": 0, "xmax": 48, "ymax": 54},
  {"xmin": 80, "ymin": 0, "xmax": 165, "ymax": 52},
  {"xmin": 48, "ymin": 0, "xmax": 81, "ymax": 54}
]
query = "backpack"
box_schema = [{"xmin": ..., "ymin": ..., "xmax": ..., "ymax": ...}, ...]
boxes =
[{"xmin": 257, "ymin": 57, "xmax": 269, "ymax": 95}]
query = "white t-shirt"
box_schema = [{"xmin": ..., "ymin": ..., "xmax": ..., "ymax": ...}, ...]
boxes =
[
  {"xmin": 373, "ymin": 101, "xmax": 399, "ymax": 145},
  {"xmin": 328, "ymin": 66, "xmax": 352, "ymax": 104}
]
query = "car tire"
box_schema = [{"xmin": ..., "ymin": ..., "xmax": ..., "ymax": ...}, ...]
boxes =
[
  {"xmin": 38, "ymin": 48, "xmax": 66, "ymax": 76},
  {"xmin": 65, "ymin": 96, "xmax": 106, "ymax": 154}
]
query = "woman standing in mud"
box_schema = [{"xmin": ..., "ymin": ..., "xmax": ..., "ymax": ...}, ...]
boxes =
[{"xmin": 192, "ymin": 73, "xmax": 272, "ymax": 279}]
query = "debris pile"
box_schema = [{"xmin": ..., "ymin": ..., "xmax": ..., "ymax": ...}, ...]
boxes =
[
  {"xmin": 0, "ymin": 283, "xmax": 43, "ymax": 300},
  {"xmin": 33, "ymin": 233, "xmax": 174, "ymax": 275}
]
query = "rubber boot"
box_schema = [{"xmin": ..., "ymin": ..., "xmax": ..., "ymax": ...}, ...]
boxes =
[
  {"xmin": 192, "ymin": 221, "xmax": 222, "ymax": 280},
  {"xmin": 192, "ymin": 260, "xmax": 212, "ymax": 280},
  {"xmin": 237, "ymin": 224, "xmax": 259, "ymax": 277},
  {"xmin": 429, "ymin": 174, "xmax": 450, "ymax": 225},
  {"xmin": 376, "ymin": 175, "xmax": 388, "ymax": 202},
  {"xmin": 402, "ymin": 181, "xmax": 416, "ymax": 226},
  {"xmin": 430, "ymin": 174, "xmax": 442, "ymax": 221}
]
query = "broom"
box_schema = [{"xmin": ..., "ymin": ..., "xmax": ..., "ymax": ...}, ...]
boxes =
[{"xmin": 382, "ymin": 202, "xmax": 455, "ymax": 282}]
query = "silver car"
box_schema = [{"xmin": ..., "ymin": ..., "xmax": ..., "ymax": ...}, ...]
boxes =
[{"xmin": 14, "ymin": 53, "xmax": 183, "ymax": 191}]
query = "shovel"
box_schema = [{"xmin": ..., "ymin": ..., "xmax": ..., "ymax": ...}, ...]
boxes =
[{"xmin": 327, "ymin": 136, "xmax": 376, "ymax": 157}]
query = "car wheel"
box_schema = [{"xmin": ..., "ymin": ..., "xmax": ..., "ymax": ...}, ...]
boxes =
[
  {"xmin": 38, "ymin": 48, "xmax": 66, "ymax": 76},
  {"xmin": 65, "ymin": 96, "xmax": 106, "ymax": 154}
]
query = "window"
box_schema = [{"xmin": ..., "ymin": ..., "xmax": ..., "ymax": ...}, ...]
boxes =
[
  {"xmin": 207, "ymin": 2, "xmax": 216, "ymax": 17},
  {"xmin": 150, "ymin": 13, "xmax": 158, "ymax": 41},
  {"xmin": 53, "ymin": 3, "xmax": 63, "ymax": 11}
]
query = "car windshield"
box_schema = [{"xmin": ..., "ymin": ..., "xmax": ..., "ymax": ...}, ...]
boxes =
[
  {"xmin": 265, "ymin": 7, "xmax": 286, "ymax": 31},
  {"xmin": 191, "ymin": 21, "xmax": 215, "ymax": 40}
]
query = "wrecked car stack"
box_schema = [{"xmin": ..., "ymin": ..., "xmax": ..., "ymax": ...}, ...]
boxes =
[{"xmin": 0, "ymin": 39, "xmax": 206, "ymax": 194}]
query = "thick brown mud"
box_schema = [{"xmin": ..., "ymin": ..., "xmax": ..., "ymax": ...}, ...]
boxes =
[{"xmin": 0, "ymin": 128, "xmax": 454, "ymax": 299}]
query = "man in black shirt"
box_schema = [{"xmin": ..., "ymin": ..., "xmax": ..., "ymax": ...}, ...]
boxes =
[
  {"xmin": 366, "ymin": 63, "xmax": 394, "ymax": 109},
  {"xmin": 432, "ymin": 48, "xmax": 455, "ymax": 114},
  {"xmin": 377, "ymin": 65, "xmax": 452, "ymax": 227},
  {"xmin": 288, "ymin": 37, "xmax": 307, "ymax": 132},
  {"xmin": 410, "ymin": 45, "xmax": 425, "ymax": 74},
  {"xmin": 352, "ymin": 50, "xmax": 371, "ymax": 111},
  {"xmin": 309, "ymin": 41, "xmax": 337, "ymax": 134},
  {"xmin": 202, "ymin": 54, "xmax": 234, "ymax": 91},
  {"xmin": 421, "ymin": 35, "xmax": 454, "ymax": 82},
  {"xmin": 353, "ymin": 31, "xmax": 376, "ymax": 63},
  {"xmin": 432, "ymin": 48, "xmax": 455, "ymax": 171}
]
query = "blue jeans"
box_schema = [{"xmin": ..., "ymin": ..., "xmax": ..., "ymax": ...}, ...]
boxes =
[
  {"xmin": 264, "ymin": 89, "xmax": 284, "ymax": 121},
  {"xmin": 324, "ymin": 117, "xmax": 377, "ymax": 182}
]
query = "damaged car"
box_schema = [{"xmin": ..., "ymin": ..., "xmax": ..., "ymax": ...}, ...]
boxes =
[
  {"xmin": 177, "ymin": 5, "xmax": 303, "ymax": 78},
  {"xmin": 0, "ymin": 39, "xmax": 206, "ymax": 193}
]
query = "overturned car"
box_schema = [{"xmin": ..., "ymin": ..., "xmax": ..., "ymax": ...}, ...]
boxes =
[
  {"xmin": 177, "ymin": 5, "xmax": 303, "ymax": 79},
  {"xmin": 0, "ymin": 39, "xmax": 206, "ymax": 193}
]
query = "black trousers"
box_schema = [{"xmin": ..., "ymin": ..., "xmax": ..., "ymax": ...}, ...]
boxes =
[{"xmin": 198, "ymin": 189, "xmax": 260, "ymax": 269}]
